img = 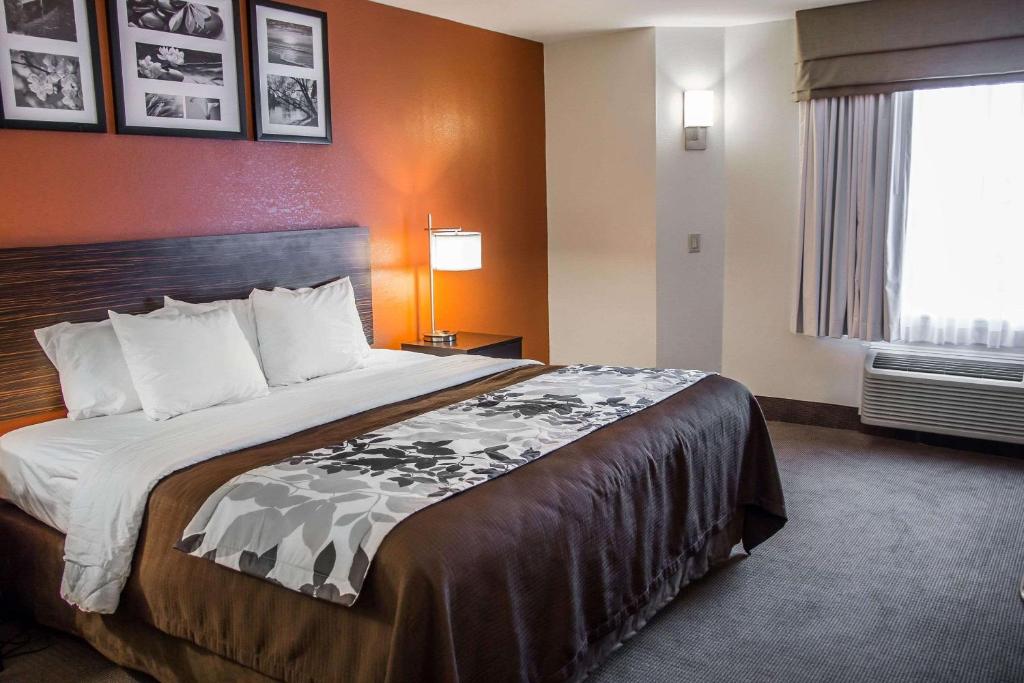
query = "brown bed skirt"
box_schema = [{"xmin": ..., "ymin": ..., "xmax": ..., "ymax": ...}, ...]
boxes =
[
  {"xmin": 0, "ymin": 501, "xmax": 758, "ymax": 682},
  {"xmin": 0, "ymin": 368, "xmax": 786, "ymax": 682}
]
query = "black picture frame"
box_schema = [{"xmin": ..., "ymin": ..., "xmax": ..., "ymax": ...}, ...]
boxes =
[
  {"xmin": 106, "ymin": 0, "xmax": 247, "ymax": 139},
  {"xmin": 249, "ymin": 0, "xmax": 331, "ymax": 144},
  {"xmin": 0, "ymin": 0, "xmax": 107, "ymax": 133}
]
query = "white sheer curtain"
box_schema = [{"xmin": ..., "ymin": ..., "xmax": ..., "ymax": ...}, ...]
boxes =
[{"xmin": 899, "ymin": 83, "xmax": 1024, "ymax": 348}]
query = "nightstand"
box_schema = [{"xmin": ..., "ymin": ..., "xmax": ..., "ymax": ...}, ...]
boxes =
[{"xmin": 401, "ymin": 333, "xmax": 523, "ymax": 360}]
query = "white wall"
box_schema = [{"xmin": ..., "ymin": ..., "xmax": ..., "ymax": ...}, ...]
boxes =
[
  {"xmin": 655, "ymin": 28, "xmax": 725, "ymax": 371},
  {"xmin": 721, "ymin": 19, "xmax": 865, "ymax": 406},
  {"xmin": 545, "ymin": 20, "xmax": 866, "ymax": 406},
  {"xmin": 545, "ymin": 27, "xmax": 726, "ymax": 370},
  {"xmin": 545, "ymin": 29, "xmax": 658, "ymax": 366}
]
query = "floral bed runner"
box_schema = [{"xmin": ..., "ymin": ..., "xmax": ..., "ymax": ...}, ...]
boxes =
[{"xmin": 177, "ymin": 365, "xmax": 709, "ymax": 605}]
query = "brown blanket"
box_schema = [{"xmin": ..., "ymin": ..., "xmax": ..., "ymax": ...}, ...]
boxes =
[{"xmin": 0, "ymin": 366, "xmax": 786, "ymax": 682}]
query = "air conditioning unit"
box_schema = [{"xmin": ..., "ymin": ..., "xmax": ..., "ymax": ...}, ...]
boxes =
[{"xmin": 861, "ymin": 347, "xmax": 1024, "ymax": 444}]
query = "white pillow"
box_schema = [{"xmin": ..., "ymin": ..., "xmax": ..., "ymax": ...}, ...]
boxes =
[
  {"xmin": 109, "ymin": 307, "xmax": 269, "ymax": 421},
  {"xmin": 251, "ymin": 278, "xmax": 370, "ymax": 386},
  {"xmin": 273, "ymin": 278, "xmax": 349, "ymax": 296},
  {"xmin": 34, "ymin": 320, "xmax": 143, "ymax": 420},
  {"xmin": 162, "ymin": 295, "xmax": 262, "ymax": 370}
]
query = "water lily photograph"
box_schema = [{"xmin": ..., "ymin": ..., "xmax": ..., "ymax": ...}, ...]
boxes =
[
  {"xmin": 125, "ymin": 0, "xmax": 225, "ymax": 40},
  {"xmin": 9, "ymin": 49, "xmax": 84, "ymax": 109},
  {"xmin": 136, "ymin": 42, "xmax": 224, "ymax": 85}
]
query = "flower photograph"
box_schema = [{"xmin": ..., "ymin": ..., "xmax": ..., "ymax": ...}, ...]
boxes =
[
  {"xmin": 126, "ymin": 0, "xmax": 224, "ymax": 39},
  {"xmin": 9, "ymin": 50, "xmax": 83, "ymax": 109},
  {"xmin": 267, "ymin": 74, "xmax": 318, "ymax": 126},
  {"xmin": 186, "ymin": 95, "xmax": 220, "ymax": 120},
  {"xmin": 145, "ymin": 92, "xmax": 183, "ymax": 117},
  {"xmin": 266, "ymin": 18, "xmax": 313, "ymax": 68},
  {"xmin": 136, "ymin": 43, "xmax": 224, "ymax": 85},
  {"xmin": 4, "ymin": 0, "xmax": 77, "ymax": 41},
  {"xmin": 109, "ymin": 0, "xmax": 242, "ymax": 135}
]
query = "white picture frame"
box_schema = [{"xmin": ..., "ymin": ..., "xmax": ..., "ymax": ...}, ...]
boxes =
[
  {"xmin": 0, "ymin": 0, "xmax": 105, "ymax": 132},
  {"xmin": 107, "ymin": 0, "xmax": 246, "ymax": 139},
  {"xmin": 250, "ymin": 0, "xmax": 331, "ymax": 144}
]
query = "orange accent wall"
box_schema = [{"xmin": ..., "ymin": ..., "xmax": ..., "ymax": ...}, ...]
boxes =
[{"xmin": 0, "ymin": 0, "xmax": 549, "ymax": 363}]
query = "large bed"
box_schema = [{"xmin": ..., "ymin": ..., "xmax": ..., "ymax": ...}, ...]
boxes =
[{"xmin": 0, "ymin": 227, "xmax": 786, "ymax": 682}]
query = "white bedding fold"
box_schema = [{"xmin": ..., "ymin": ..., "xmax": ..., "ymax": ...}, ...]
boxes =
[{"xmin": 57, "ymin": 353, "xmax": 535, "ymax": 613}]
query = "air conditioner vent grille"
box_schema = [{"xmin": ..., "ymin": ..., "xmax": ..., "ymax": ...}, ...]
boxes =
[{"xmin": 872, "ymin": 352, "xmax": 1024, "ymax": 382}]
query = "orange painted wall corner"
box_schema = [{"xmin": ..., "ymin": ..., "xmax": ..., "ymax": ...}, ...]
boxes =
[{"xmin": 0, "ymin": 0, "xmax": 549, "ymax": 373}]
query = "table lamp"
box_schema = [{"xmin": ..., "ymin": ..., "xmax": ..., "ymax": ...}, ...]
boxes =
[{"xmin": 425, "ymin": 213, "xmax": 482, "ymax": 343}]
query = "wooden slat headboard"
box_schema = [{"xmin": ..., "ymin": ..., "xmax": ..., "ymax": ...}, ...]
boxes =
[{"xmin": 0, "ymin": 226, "xmax": 373, "ymax": 423}]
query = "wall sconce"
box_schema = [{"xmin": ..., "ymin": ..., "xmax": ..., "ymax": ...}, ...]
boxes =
[{"xmin": 683, "ymin": 90, "xmax": 714, "ymax": 151}]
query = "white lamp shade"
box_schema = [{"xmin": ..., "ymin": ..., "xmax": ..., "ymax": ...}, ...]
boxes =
[
  {"xmin": 432, "ymin": 231, "xmax": 482, "ymax": 271},
  {"xmin": 684, "ymin": 90, "xmax": 714, "ymax": 127}
]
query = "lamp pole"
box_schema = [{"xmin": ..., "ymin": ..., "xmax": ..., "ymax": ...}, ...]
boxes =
[
  {"xmin": 428, "ymin": 213, "xmax": 436, "ymax": 336},
  {"xmin": 425, "ymin": 213, "xmax": 462, "ymax": 343}
]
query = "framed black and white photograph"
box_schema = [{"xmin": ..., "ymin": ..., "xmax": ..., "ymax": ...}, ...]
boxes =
[
  {"xmin": 250, "ymin": 0, "xmax": 330, "ymax": 144},
  {"xmin": 0, "ymin": 0, "xmax": 105, "ymax": 132},
  {"xmin": 106, "ymin": 0, "xmax": 245, "ymax": 139}
]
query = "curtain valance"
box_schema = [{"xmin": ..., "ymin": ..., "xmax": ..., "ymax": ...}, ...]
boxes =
[{"xmin": 795, "ymin": 0, "xmax": 1024, "ymax": 101}]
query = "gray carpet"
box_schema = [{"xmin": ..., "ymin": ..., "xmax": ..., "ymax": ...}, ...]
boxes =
[
  {"xmin": 2, "ymin": 422, "xmax": 1023, "ymax": 682},
  {"xmin": 592, "ymin": 422, "xmax": 1024, "ymax": 683}
]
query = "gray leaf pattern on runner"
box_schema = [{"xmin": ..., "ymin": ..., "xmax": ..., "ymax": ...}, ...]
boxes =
[{"xmin": 176, "ymin": 365, "xmax": 709, "ymax": 606}]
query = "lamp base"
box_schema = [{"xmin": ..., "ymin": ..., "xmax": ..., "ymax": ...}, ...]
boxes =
[
  {"xmin": 424, "ymin": 330, "xmax": 457, "ymax": 343},
  {"xmin": 684, "ymin": 126, "xmax": 707, "ymax": 150}
]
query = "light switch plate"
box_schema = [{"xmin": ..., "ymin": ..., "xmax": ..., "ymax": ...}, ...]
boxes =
[{"xmin": 688, "ymin": 233, "xmax": 701, "ymax": 253}]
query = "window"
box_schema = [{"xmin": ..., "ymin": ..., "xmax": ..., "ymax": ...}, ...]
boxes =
[{"xmin": 899, "ymin": 83, "xmax": 1024, "ymax": 348}]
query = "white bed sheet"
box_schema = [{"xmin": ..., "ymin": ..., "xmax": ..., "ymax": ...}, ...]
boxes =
[
  {"xmin": 0, "ymin": 348, "xmax": 536, "ymax": 614},
  {"xmin": 0, "ymin": 350, "xmax": 468, "ymax": 533}
]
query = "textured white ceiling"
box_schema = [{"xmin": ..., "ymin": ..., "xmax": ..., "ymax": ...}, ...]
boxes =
[{"xmin": 369, "ymin": 0, "xmax": 849, "ymax": 42}]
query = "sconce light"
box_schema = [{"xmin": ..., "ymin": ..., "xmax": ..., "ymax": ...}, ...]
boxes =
[{"xmin": 683, "ymin": 90, "xmax": 714, "ymax": 151}]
